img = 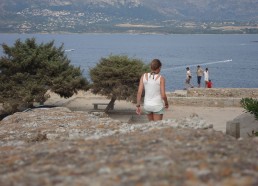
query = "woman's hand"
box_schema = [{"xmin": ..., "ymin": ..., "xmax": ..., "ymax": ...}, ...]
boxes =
[
  {"xmin": 136, "ymin": 106, "xmax": 141, "ymax": 115},
  {"xmin": 165, "ymin": 103, "xmax": 169, "ymax": 109}
]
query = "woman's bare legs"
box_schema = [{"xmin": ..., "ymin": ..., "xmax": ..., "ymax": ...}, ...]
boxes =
[
  {"xmin": 147, "ymin": 114, "xmax": 154, "ymax": 121},
  {"xmin": 153, "ymin": 114, "xmax": 163, "ymax": 121},
  {"xmin": 147, "ymin": 114, "xmax": 163, "ymax": 121}
]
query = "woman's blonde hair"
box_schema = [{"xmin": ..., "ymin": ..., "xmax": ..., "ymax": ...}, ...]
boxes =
[{"xmin": 150, "ymin": 59, "xmax": 162, "ymax": 71}]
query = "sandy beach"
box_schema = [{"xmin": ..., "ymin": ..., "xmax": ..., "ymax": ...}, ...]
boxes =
[{"xmin": 45, "ymin": 91, "xmax": 245, "ymax": 133}]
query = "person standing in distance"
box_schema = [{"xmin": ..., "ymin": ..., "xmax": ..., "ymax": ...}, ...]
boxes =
[
  {"xmin": 185, "ymin": 67, "xmax": 194, "ymax": 89},
  {"xmin": 204, "ymin": 68, "xmax": 209, "ymax": 88},
  {"xmin": 207, "ymin": 79, "xmax": 213, "ymax": 88},
  {"xmin": 136, "ymin": 59, "xmax": 169, "ymax": 121},
  {"xmin": 196, "ymin": 65, "xmax": 204, "ymax": 88}
]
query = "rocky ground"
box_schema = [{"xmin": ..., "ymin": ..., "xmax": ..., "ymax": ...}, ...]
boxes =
[{"xmin": 0, "ymin": 107, "xmax": 257, "ymax": 186}]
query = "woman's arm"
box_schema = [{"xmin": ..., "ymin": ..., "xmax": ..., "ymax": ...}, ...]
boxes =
[
  {"xmin": 160, "ymin": 76, "xmax": 169, "ymax": 108},
  {"xmin": 136, "ymin": 75, "xmax": 144, "ymax": 114}
]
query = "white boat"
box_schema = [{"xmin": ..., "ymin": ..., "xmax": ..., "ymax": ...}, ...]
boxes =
[{"xmin": 65, "ymin": 49, "xmax": 75, "ymax": 52}]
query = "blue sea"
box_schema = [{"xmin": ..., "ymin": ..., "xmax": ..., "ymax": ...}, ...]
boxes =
[{"xmin": 0, "ymin": 33, "xmax": 258, "ymax": 91}]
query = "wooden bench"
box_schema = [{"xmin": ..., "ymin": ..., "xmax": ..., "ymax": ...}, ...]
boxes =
[{"xmin": 92, "ymin": 103, "xmax": 114, "ymax": 110}]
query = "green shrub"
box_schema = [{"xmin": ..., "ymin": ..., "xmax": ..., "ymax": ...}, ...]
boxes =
[
  {"xmin": 240, "ymin": 97, "xmax": 258, "ymax": 137},
  {"xmin": 240, "ymin": 98, "xmax": 258, "ymax": 120}
]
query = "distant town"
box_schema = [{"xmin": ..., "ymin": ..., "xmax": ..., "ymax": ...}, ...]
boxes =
[{"xmin": 2, "ymin": 7, "xmax": 258, "ymax": 34}]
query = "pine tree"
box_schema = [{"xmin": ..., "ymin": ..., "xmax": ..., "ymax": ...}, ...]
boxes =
[
  {"xmin": 0, "ymin": 38, "xmax": 89, "ymax": 114},
  {"xmin": 90, "ymin": 55, "xmax": 148, "ymax": 112}
]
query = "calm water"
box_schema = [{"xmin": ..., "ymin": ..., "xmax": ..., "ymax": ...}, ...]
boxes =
[{"xmin": 1, "ymin": 33, "xmax": 258, "ymax": 91}]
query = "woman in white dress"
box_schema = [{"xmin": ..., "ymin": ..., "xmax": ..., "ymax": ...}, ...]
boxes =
[{"xmin": 136, "ymin": 59, "xmax": 169, "ymax": 121}]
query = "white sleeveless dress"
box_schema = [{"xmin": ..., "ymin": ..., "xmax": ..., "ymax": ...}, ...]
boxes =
[{"xmin": 143, "ymin": 73, "xmax": 164, "ymax": 112}]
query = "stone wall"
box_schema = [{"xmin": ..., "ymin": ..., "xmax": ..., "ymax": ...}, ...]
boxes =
[
  {"xmin": 0, "ymin": 107, "xmax": 257, "ymax": 186},
  {"xmin": 168, "ymin": 97, "xmax": 242, "ymax": 107},
  {"xmin": 226, "ymin": 113, "xmax": 258, "ymax": 138},
  {"xmin": 167, "ymin": 88, "xmax": 258, "ymax": 107},
  {"xmin": 187, "ymin": 88, "xmax": 258, "ymax": 98}
]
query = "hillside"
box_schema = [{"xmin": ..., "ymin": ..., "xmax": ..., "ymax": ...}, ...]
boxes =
[{"xmin": 1, "ymin": 0, "xmax": 258, "ymax": 33}]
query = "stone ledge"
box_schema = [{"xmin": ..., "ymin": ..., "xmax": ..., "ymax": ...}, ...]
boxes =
[
  {"xmin": 187, "ymin": 88, "xmax": 258, "ymax": 98},
  {"xmin": 168, "ymin": 97, "xmax": 241, "ymax": 107},
  {"xmin": 167, "ymin": 88, "xmax": 258, "ymax": 107}
]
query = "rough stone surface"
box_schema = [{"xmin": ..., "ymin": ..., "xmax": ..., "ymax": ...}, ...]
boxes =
[
  {"xmin": 187, "ymin": 88, "xmax": 258, "ymax": 98},
  {"xmin": 0, "ymin": 107, "xmax": 257, "ymax": 186},
  {"xmin": 167, "ymin": 88, "xmax": 258, "ymax": 107},
  {"xmin": 168, "ymin": 97, "xmax": 242, "ymax": 107},
  {"xmin": 226, "ymin": 113, "xmax": 258, "ymax": 138}
]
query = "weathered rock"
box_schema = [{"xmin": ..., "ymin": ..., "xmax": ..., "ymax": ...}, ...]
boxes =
[
  {"xmin": 187, "ymin": 88, "xmax": 258, "ymax": 98},
  {"xmin": 0, "ymin": 107, "xmax": 257, "ymax": 186},
  {"xmin": 0, "ymin": 107, "xmax": 213, "ymax": 142},
  {"xmin": 226, "ymin": 113, "xmax": 258, "ymax": 138},
  {"xmin": 168, "ymin": 88, "xmax": 258, "ymax": 107}
]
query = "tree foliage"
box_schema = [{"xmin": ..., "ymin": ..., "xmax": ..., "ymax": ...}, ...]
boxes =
[
  {"xmin": 0, "ymin": 38, "xmax": 89, "ymax": 114},
  {"xmin": 90, "ymin": 55, "xmax": 148, "ymax": 111},
  {"xmin": 240, "ymin": 98, "xmax": 258, "ymax": 120},
  {"xmin": 240, "ymin": 97, "xmax": 258, "ymax": 137}
]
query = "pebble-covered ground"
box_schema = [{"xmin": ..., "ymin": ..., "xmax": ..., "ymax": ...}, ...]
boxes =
[{"xmin": 0, "ymin": 107, "xmax": 257, "ymax": 186}]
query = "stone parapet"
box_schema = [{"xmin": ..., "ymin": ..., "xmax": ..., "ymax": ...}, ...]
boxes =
[
  {"xmin": 168, "ymin": 97, "xmax": 241, "ymax": 107},
  {"xmin": 186, "ymin": 88, "xmax": 258, "ymax": 98},
  {"xmin": 0, "ymin": 107, "xmax": 257, "ymax": 186}
]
